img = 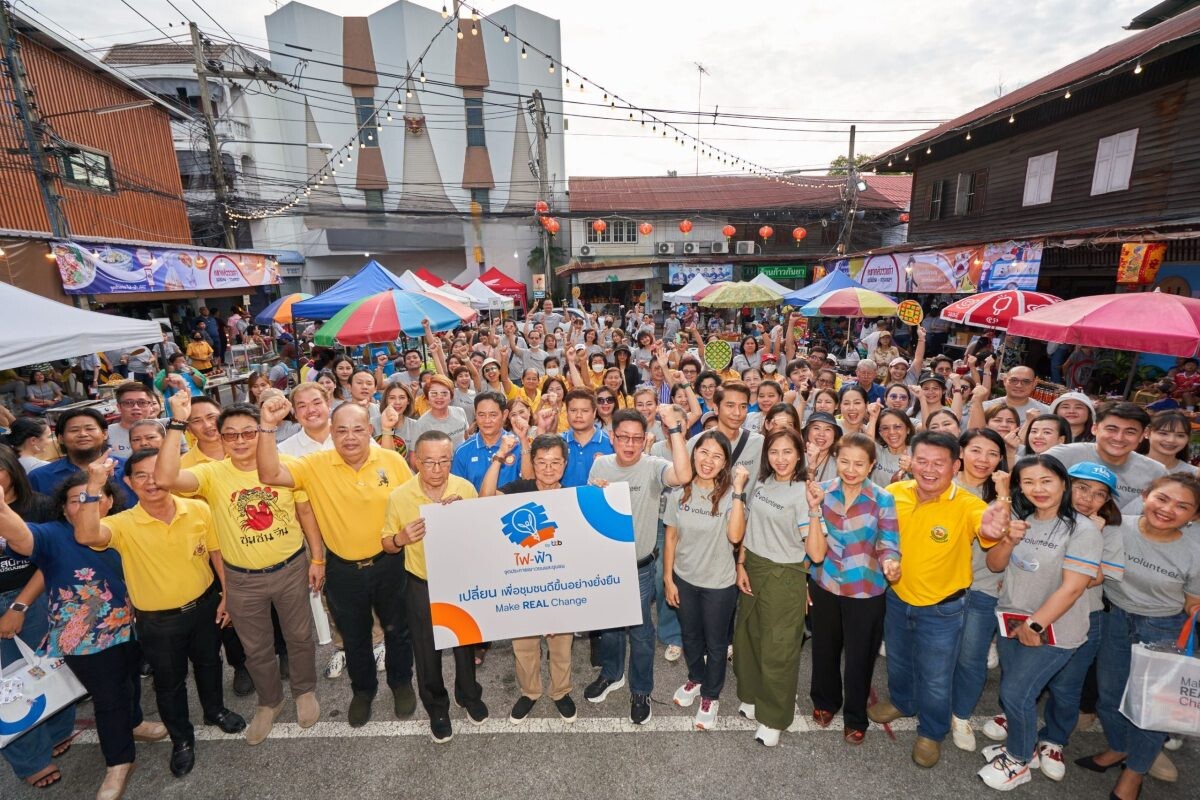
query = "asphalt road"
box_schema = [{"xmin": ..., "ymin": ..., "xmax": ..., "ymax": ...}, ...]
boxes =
[{"xmin": 2, "ymin": 638, "xmax": 1195, "ymax": 800}]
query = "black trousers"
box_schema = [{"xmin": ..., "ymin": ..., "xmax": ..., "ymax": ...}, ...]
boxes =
[
  {"xmin": 134, "ymin": 585, "xmax": 225, "ymax": 745},
  {"xmin": 808, "ymin": 580, "xmax": 886, "ymax": 732},
  {"xmin": 324, "ymin": 551, "xmax": 413, "ymax": 695},
  {"xmin": 405, "ymin": 574, "xmax": 481, "ymax": 720},
  {"xmin": 63, "ymin": 641, "xmax": 144, "ymax": 767},
  {"xmin": 673, "ymin": 573, "xmax": 738, "ymax": 700}
]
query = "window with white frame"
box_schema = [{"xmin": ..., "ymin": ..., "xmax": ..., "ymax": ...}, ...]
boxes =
[
  {"xmin": 1022, "ymin": 151, "xmax": 1057, "ymax": 206},
  {"xmin": 1091, "ymin": 129, "xmax": 1138, "ymax": 195},
  {"xmin": 586, "ymin": 219, "xmax": 638, "ymax": 244},
  {"xmin": 57, "ymin": 143, "xmax": 114, "ymax": 192}
]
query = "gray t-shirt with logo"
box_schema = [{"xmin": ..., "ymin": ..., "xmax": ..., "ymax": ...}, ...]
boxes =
[
  {"xmin": 687, "ymin": 429, "xmax": 763, "ymax": 496},
  {"xmin": 744, "ymin": 475, "xmax": 811, "ymax": 566},
  {"xmin": 1103, "ymin": 516, "xmax": 1200, "ymax": 618},
  {"xmin": 982, "ymin": 396, "xmax": 1049, "ymax": 424},
  {"xmin": 588, "ymin": 454, "xmax": 672, "ymax": 560},
  {"xmin": 663, "ymin": 486, "xmax": 736, "ymax": 589},
  {"xmin": 1086, "ymin": 522, "xmax": 1127, "ymax": 613},
  {"xmin": 1043, "ymin": 443, "xmax": 1167, "ymax": 511},
  {"xmin": 413, "ymin": 407, "xmax": 469, "ymax": 446},
  {"xmin": 997, "ymin": 515, "xmax": 1102, "ymax": 649}
]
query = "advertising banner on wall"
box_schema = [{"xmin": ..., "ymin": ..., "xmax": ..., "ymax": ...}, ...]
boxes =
[
  {"xmin": 823, "ymin": 241, "xmax": 1043, "ymax": 294},
  {"xmin": 667, "ymin": 262, "xmax": 733, "ymax": 285},
  {"xmin": 1116, "ymin": 242, "xmax": 1167, "ymax": 285},
  {"xmin": 52, "ymin": 241, "xmax": 280, "ymax": 295}
]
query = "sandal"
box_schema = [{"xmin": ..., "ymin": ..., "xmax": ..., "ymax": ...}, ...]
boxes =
[
  {"xmin": 844, "ymin": 728, "xmax": 865, "ymax": 745},
  {"xmin": 52, "ymin": 732, "xmax": 78, "ymax": 758},
  {"xmin": 811, "ymin": 709, "xmax": 835, "ymax": 728},
  {"xmin": 25, "ymin": 765, "xmax": 61, "ymax": 789},
  {"xmin": 474, "ymin": 646, "xmax": 487, "ymax": 667}
]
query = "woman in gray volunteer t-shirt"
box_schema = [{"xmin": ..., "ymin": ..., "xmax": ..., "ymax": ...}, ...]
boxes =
[
  {"xmin": 1082, "ymin": 474, "xmax": 1200, "ymax": 800},
  {"xmin": 979, "ymin": 455, "xmax": 1101, "ymax": 790}
]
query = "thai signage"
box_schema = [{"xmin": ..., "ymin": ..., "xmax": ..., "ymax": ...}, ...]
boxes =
[
  {"xmin": 753, "ymin": 265, "xmax": 808, "ymax": 280},
  {"xmin": 826, "ymin": 240, "xmax": 1043, "ymax": 294},
  {"xmin": 52, "ymin": 241, "xmax": 280, "ymax": 295},
  {"xmin": 668, "ymin": 263, "xmax": 733, "ymax": 285}
]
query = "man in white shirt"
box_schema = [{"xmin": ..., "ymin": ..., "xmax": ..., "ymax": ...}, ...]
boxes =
[{"xmin": 107, "ymin": 382, "xmax": 161, "ymax": 458}]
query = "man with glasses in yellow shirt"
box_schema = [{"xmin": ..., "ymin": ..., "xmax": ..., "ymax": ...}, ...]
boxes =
[{"xmin": 256, "ymin": 398, "xmax": 415, "ymax": 728}]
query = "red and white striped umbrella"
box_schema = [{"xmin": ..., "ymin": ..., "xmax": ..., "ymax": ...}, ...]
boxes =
[{"xmin": 939, "ymin": 289, "xmax": 1062, "ymax": 330}]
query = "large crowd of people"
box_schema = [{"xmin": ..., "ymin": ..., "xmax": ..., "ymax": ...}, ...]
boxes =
[{"xmin": 0, "ymin": 297, "xmax": 1197, "ymax": 800}]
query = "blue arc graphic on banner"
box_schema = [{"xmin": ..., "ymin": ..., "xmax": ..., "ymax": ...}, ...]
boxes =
[
  {"xmin": 575, "ymin": 486, "xmax": 634, "ymax": 542},
  {"xmin": 0, "ymin": 693, "xmax": 47, "ymax": 736}
]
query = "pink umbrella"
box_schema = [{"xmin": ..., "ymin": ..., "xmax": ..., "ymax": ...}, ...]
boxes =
[
  {"xmin": 1008, "ymin": 291, "xmax": 1200, "ymax": 358},
  {"xmin": 939, "ymin": 289, "xmax": 1062, "ymax": 330}
]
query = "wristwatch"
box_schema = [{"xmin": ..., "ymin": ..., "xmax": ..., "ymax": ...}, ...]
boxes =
[
  {"xmin": 8, "ymin": 602, "xmax": 28, "ymax": 613},
  {"xmin": 77, "ymin": 491, "xmax": 101, "ymax": 504},
  {"xmin": 167, "ymin": 420, "xmax": 188, "ymax": 431},
  {"xmin": 732, "ymin": 492, "xmax": 747, "ymax": 503},
  {"xmin": 666, "ymin": 424, "xmax": 683, "ymax": 435},
  {"xmin": 1027, "ymin": 620, "xmax": 1044, "ymax": 634}
]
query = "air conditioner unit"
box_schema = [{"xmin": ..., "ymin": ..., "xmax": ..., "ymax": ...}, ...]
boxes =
[
  {"xmin": 578, "ymin": 244, "xmax": 594, "ymax": 257},
  {"xmin": 735, "ymin": 240, "xmax": 756, "ymax": 255},
  {"xmin": 682, "ymin": 241, "xmax": 703, "ymax": 255},
  {"xmin": 710, "ymin": 241, "xmax": 729, "ymax": 254},
  {"xmin": 656, "ymin": 242, "xmax": 675, "ymax": 255}
]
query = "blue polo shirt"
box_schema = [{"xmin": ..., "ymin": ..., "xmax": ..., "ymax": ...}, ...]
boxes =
[
  {"xmin": 561, "ymin": 426, "xmax": 614, "ymax": 487},
  {"xmin": 452, "ymin": 432, "xmax": 523, "ymax": 491},
  {"xmin": 29, "ymin": 455, "xmax": 136, "ymax": 507}
]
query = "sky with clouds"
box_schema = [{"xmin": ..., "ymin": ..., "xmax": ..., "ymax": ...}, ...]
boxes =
[{"xmin": 28, "ymin": 0, "xmax": 1150, "ymax": 178}]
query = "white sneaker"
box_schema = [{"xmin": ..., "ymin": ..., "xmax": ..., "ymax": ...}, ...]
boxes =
[
  {"xmin": 879, "ymin": 641, "xmax": 887, "ymax": 657},
  {"xmin": 672, "ymin": 680, "xmax": 702, "ymax": 707},
  {"xmin": 983, "ymin": 743, "xmax": 1038, "ymax": 770},
  {"xmin": 982, "ymin": 714, "xmax": 1009, "ymax": 741},
  {"xmin": 373, "ymin": 642, "xmax": 386, "ymax": 672},
  {"xmin": 738, "ymin": 702, "xmax": 756, "ymax": 721},
  {"xmin": 726, "ymin": 644, "xmax": 733, "ymax": 662},
  {"xmin": 978, "ymin": 749, "xmax": 1032, "ymax": 791},
  {"xmin": 952, "ymin": 715, "xmax": 977, "ymax": 752},
  {"xmin": 754, "ymin": 723, "xmax": 781, "ymax": 747},
  {"xmin": 1164, "ymin": 734, "xmax": 1183, "ymax": 752},
  {"xmin": 694, "ymin": 698, "xmax": 718, "ymax": 730},
  {"xmin": 664, "ymin": 644, "xmax": 682, "ymax": 662},
  {"xmin": 987, "ymin": 641, "xmax": 1000, "ymax": 670},
  {"xmin": 1037, "ymin": 741, "xmax": 1065, "ymax": 781},
  {"xmin": 323, "ymin": 650, "xmax": 346, "ymax": 679}
]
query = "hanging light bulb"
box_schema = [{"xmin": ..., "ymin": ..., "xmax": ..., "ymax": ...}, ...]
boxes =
[
  {"xmin": 470, "ymin": 10, "xmax": 479, "ymax": 21},
  {"xmin": 457, "ymin": 28, "xmax": 464, "ymax": 40},
  {"xmin": 904, "ymin": 152, "xmax": 910, "ymax": 161},
  {"xmin": 367, "ymin": 132, "xmax": 374, "ymax": 141},
  {"xmin": 965, "ymin": 130, "xmax": 972, "ymax": 141},
  {"xmin": 1064, "ymin": 89, "xmax": 1071, "ymax": 99},
  {"xmin": 502, "ymin": 27, "xmax": 509, "ymax": 43},
  {"xmin": 396, "ymin": 99, "xmax": 403, "ymax": 111},
  {"xmin": 565, "ymin": 76, "xmax": 571, "ymax": 88},
  {"xmin": 1133, "ymin": 61, "xmax": 1143, "ymax": 75},
  {"xmin": 385, "ymin": 111, "xmax": 393, "ymax": 122},
  {"xmin": 420, "ymin": 69, "xmax": 426, "ymax": 83},
  {"xmin": 925, "ymin": 145, "xmax": 932, "ymax": 154},
  {"xmin": 548, "ymin": 59, "xmax": 555, "ymax": 74},
  {"xmin": 471, "ymin": 22, "xmax": 478, "ymax": 36},
  {"xmin": 521, "ymin": 46, "xmax": 527, "ymax": 59},
  {"xmin": 1008, "ymin": 113, "xmax": 1015, "ymax": 123},
  {"xmin": 441, "ymin": 4, "xmax": 449, "ymax": 19},
  {"xmin": 406, "ymin": 86, "xmax": 413, "ymax": 98}
]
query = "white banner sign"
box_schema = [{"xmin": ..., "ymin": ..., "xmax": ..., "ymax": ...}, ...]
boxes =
[{"xmin": 421, "ymin": 484, "xmax": 641, "ymax": 649}]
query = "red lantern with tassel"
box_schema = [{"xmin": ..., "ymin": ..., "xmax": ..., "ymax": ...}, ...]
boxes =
[
  {"xmin": 638, "ymin": 222, "xmax": 654, "ymax": 237},
  {"xmin": 722, "ymin": 224, "xmax": 736, "ymax": 240},
  {"xmin": 679, "ymin": 219, "xmax": 693, "ymax": 235},
  {"xmin": 758, "ymin": 225, "xmax": 774, "ymax": 241},
  {"xmin": 591, "ymin": 219, "xmax": 607, "ymax": 235},
  {"xmin": 792, "ymin": 226, "xmax": 807, "ymax": 246},
  {"xmin": 534, "ymin": 200, "xmax": 549, "ymax": 214},
  {"xmin": 545, "ymin": 218, "xmax": 560, "ymax": 235}
]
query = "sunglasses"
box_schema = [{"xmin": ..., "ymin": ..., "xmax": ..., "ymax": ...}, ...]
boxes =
[
  {"xmin": 220, "ymin": 430, "xmax": 259, "ymax": 442},
  {"xmin": 596, "ymin": 397, "xmax": 616, "ymax": 405}
]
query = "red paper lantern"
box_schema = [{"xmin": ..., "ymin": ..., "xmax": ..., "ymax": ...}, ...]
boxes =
[
  {"xmin": 638, "ymin": 222, "xmax": 654, "ymax": 236},
  {"xmin": 591, "ymin": 219, "xmax": 607, "ymax": 234},
  {"xmin": 899, "ymin": 212, "xmax": 911, "ymax": 223},
  {"xmin": 758, "ymin": 225, "xmax": 774, "ymax": 241},
  {"xmin": 791, "ymin": 226, "xmax": 807, "ymax": 245},
  {"xmin": 534, "ymin": 200, "xmax": 549, "ymax": 214},
  {"xmin": 679, "ymin": 219, "xmax": 693, "ymax": 235},
  {"xmin": 722, "ymin": 224, "xmax": 736, "ymax": 240},
  {"xmin": 545, "ymin": 218, "xmax": 560, "ymax": 235}
]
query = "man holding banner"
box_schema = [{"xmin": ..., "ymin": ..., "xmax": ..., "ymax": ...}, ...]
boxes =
[{"xmin": 584, "ymin": 406, "xmax": 691, "ymax": 725}]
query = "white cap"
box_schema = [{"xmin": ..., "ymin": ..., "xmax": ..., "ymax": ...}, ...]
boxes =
[
  {"xmin": 890, "ymin": 357, "xmax": 909, "ymax": 367},
  {"xmin": 1050, "ymin": 391, "xmax": 1095, "ymax": 415}
]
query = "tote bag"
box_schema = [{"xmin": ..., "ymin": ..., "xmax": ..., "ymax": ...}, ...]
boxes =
[
  {"xmin": 1120, "ymin": 610, "xmax": 1200, "ymax": 736},
  {"xmin": 0, "ymin": 635, "xmax": 87, "ymax": 748}
]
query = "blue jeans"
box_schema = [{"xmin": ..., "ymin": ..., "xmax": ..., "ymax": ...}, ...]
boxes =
[
  {"xmin": 1097, "ymin": 604, "xmax": 1184, "ymax": 774},
  {"xmin": 1039, "ymin": 609, "xmax": 1102, "ymax": 746},
  {"xmin": 0, "ymin": 590, "xmax": 77, "ymax": 781},
  {"xmin": 654, "ymin": 522, "xmax": 681, "ymax": 647},
  {"xmin": 599, "ymin": 560, "xmax": 656, "ymax": 695},
  {"xmin": 951, "ymin": 589, "xmax": 998, "ymax": 720},
  {"xmin": 883, "ymin": 588, "xmax": 965, "ymax": 742},
  {"xmin": 997, "ymin": 637, "xmax": 1074, "ymax": 763}
]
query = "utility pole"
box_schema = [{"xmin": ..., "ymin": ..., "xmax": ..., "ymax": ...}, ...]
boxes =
[
  {"xmin": 694, "ymin": 63, "xmax": 708, "ymax": 176},
  {"xmin": 836, "ymin": 124, "xmax": 859, "ymax": 257},
  {"xmin": 530, "ymin": 90, "xmax": 551, "ymax": 301},
  {"xmin": 0, "ymin": 0, "xmax": 69, "ymax": 238},
  {"xmin": 191, "ymin": 21, "xmax": 236, "ymax": 249}
]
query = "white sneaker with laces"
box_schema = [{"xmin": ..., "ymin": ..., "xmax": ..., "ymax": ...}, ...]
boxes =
[
  {"xmin": 978, "ymin": 749, "xmax": 1032, "ymax": 791},
  {"xmin": 982, "ymin": 714, "xmax": 1009, "ymax": 741},
  {"xmin": 738, "ymin": 702, "xmax": 756, "ymax": 721},
  {"xmin": 952, "ymin": 715, "xmax": 977, "ymax": 752},
  {"xmin": 323, "ymin": 650, "xmax": 346, "ymax": 680},
  {"xmin": 373, "ymin": 643, "xmax": 386, "ymax": 672},
  {"xmin": 664, "ymin": 644, "xmax": 682, "ymax": 662},
  {"xmin": 1037, "ymin": 741, "xmax": 1065, "ymax": 781},
  {"xmin": 983, "ymin": 743, "xmax": 1038, "ymax": 770},
  {"xmin": 726, "ymin": 644, "xmax": 733, "ymax": 662},
  {"xmin": 754, "ymin": 724, "xmax": 781, "ymax": 747},
  {"xmin": 1164, "ymin": 734, "xmax": 1183, "ymax": 752},
  {"xmin": 987, "ymin": 641, "xmax": 1000, "ymax": 670},
  {"xmin": 694, "ymin": 698, "xmax": 718, "ymax": 730},
  {"xmin": 673, "ymin": 680, "xmax": 702, "ymax": 707}
]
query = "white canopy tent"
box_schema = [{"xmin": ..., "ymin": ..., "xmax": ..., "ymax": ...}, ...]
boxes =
[
  {"xmin": 396, "ymin": 269, "xmax": 487, "ymax": 310},
  {"xmin": 663, "ymin": 274, "xmax": 711, "ymax": 303},
  {"xmin": 0, "ymin": 282, "xmax": 162, "ymax": 370},
  {"xmin": 749, "ymin": 272, "xmax": 793, "ymax": 297},
  {"xmin": 462, "ymin": 279, "xmax": 515, "ymax": 311}
]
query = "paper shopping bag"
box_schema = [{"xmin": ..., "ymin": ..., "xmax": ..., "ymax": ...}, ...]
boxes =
[{"xmin": 0, "ymin": 635, "xmax": 87, "ymax": 748}]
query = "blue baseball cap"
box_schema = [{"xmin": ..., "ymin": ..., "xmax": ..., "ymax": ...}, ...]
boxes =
[{"xmin": 1067, "ymin": 461, "xmax": 1119, "ymax": 501}]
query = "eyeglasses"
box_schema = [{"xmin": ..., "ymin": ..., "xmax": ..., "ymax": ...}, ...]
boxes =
[
  {"xmin": 220, "ymin": 430, "xmax": 259, "ymax": 442},
  {"xmin": 596, "ymin": 397, "xmax": 616, "ymax": 405},
  {"xmin": 418, "ymin": 459, "xmax": 451, "ymax": 470},
  {"xmin": 1007, "ymin": 377, "xmax": 1034, "ymax": 385},
  {"xmin": 614, "ymin": 434, "xmax": 646, "ymax": 444},
  {"xmin": 119, "ymin": 400, "xmax": 155, "ymax": 408}
]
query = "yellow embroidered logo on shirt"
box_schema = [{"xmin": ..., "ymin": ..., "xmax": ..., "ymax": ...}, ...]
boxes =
[{"xmin": 930, "ymin": 526, "xmax": 949, "ymax": 544}]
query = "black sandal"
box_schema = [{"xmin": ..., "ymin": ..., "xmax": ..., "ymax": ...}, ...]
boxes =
[{"xmin": 1075, "ymin": 753, "xmax": 1125, "ymax": 773}]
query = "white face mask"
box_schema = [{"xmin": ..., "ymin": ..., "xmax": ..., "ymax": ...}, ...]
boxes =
[
  {"xmin": 591, "ymin": 363, "xmax": 605, "ymax": 373},
  {"xmin": 546, "ymin": 368, "xmax": 560, "ymax": 377},
  {"xmin": 763, "ymin": 363, "xmax": 777, "ymax": 374}
]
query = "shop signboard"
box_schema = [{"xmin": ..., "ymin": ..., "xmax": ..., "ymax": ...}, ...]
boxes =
[
  {"xmin": 754, "ymin": 265, "xmax": 808, "ymax": 280},
  {"xmin": 667, "ymin": 263, "xmax": 733, "ymax": 285},
  {"xmin": 51, "ymin": 240, "xmax": 280, "ymax": 295}
]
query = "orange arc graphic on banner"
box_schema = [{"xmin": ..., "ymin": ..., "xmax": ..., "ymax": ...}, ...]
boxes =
[{"xmin": 430, "ymin": 603, "xmax": 483, "ymax": 646}]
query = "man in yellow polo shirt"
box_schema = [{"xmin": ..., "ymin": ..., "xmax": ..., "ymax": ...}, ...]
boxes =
[
  {"xmin": 867, "ymin": 430, "xmax": 1008, "ymax": 769},
  {"xmin": 180, "ymin": 396, "xmax": 224, "ymax": 468},
  {"xmin": 256, "ymin": 398, "xmax": 415, "ymax": 728},
  {"xmin": 73, "ymin": 450, "xmax": 245, "ymax": 779},
  {"xmin": 383, "ymin": 429, "xmax": 481, "ymax": 744},
  {"xmin": 156, "ymin": 393, "xmax": 323, "ymax": 745}
]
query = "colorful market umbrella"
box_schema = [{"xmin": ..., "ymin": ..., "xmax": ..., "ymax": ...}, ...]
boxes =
[
  {"xmin": 698, "ymin": 282, "xmax": 782, "ymax": 309},
  {"xmin": 939, "ymin": 289, "xmax": 1062, "ymax": 330},
  {"xmin": 313, "ymin": 289, "xmax": 470, "ymax": 346},
  {"xmin": 254, "ymin": 293, "xmax": 312, "ymax": 325},
  {"xmin": 692, "ymin": 281, "xmax": 730, "ymax": 302},
  {"xmin": 1007, "ymin": 290, "xmax": 1200, "ymax": 358},
  {"xmin": 799, "ymin": 287, "xmax": 898, "ymax": 318}
]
